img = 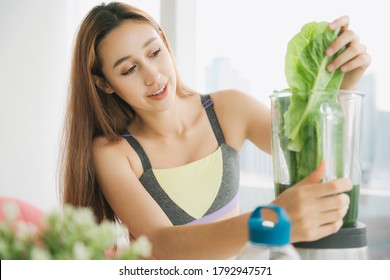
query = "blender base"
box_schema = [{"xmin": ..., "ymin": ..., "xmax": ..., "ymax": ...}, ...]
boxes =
[{"xmin": 294, "ymin": 221, "xmax": 368, "ymax": 260}]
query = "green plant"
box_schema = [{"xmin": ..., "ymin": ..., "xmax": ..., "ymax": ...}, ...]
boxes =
[{"xmin": 0, "ymin": 202, "xmax": 151, "ymax": 260}]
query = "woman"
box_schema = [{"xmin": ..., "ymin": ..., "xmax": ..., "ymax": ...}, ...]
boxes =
[{"xmin": 61, "ymin": 2, "xmax": 370, "ymax": 259}]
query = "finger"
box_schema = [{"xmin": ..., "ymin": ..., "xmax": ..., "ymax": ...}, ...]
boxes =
[
  {"xmin": 294, "ymin": 218, "xmax": 344, "ymax": 242},
  {"xmin": 312, "ymin": 178, "xmax": 353, "ymax": 198},
  {"xmin": 295, "ymin": 161, "xmax": 326, "ymax": 186},
  {"xmin": 339, "ymin": 53, "xmax": 371, "ymax": 73},
  {"xmin": 318, "ymin": 207, "xmax": 349, "ymax": 226},
  {"xmin": 317, "ymin": 193, "xmax": 350, "ymax": 212},
  {"xmin": 329, "ymin": 15, "xmax": 350, "ymax": 31},
  {"xmin": 317, "ymin": 219, "xmax": 344, "ymax": 238},
  {"xmin": 326, "ymin": 29, "xmax": 357, "ymax": 58},
  {"xmin": 328, "ymin": 42, "xmax": 366, "ymax": 72}
]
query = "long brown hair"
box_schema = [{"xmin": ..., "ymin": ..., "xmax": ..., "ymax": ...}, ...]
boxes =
[{"xmin": 60, "ymin": 2, "xmax": 193, "ymax": 223}]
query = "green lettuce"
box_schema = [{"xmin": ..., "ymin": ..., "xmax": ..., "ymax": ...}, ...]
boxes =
[
  {"xmin": 285, "ymin": 22, "xmax": 344, "ymax": 94},
  {"xmin": 281, "ymin": 21, "xmax": 345, "ymax": 182}
]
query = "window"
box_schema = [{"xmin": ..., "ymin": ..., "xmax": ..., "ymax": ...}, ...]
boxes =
[{"xmin": 193, "ymin": 0, "xmax": 390, "ymax": 190}]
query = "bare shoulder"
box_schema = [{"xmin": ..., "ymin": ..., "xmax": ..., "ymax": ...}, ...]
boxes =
[
  {"xmin": 209, "ymin": 89, "xmax": 267, "ymax": 116},
  {"xmin": 92, "ymin": 136, "xmax": 125, "ymax": 158},
  {"xmin": 208, "ymin": 89, "xmax": 271, "ymax": 153},
  {"xmin": 209, "ymin": 89, "xmax": 251, "ymax": 109},
  {"xmin": 92, "ymin": 136, "xmax": 142, "ymax": 175},
  {"xmin": 92, "ymin": 136, "xmax": 112, "ymax": 150},
  {"xmin": 92, "ymin": 136, "xmax": 126, "ymax": 172}
]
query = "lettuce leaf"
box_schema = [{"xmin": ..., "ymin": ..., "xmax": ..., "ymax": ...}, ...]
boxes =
[
  {"xmin": 285, "ymin": 22, "xmax": 344, "ymax": 94},
  {"xmin": 282, "ymin": 21, "xmax": 345, "ymax": 182}
]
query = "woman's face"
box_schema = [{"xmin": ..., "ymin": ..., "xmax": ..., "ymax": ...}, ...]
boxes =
[{"xmin": 97, "ymin": 21, "xmax": 177, "ymax": 113}]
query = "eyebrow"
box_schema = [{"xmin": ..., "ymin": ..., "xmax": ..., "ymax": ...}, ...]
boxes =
[{"xmin": 113, "ymin": 37, "xmax": 157, "ymax": 68}]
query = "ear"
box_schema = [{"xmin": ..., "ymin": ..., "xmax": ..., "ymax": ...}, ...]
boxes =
[{"xmin": 93, "ymin": 75, "xmax": 114, "ymax": 94}]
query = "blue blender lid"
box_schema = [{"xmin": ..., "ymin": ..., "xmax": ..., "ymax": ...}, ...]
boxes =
[{"xmin": 249, "ymin": 204, "xmax": 292, "ymax": 246}]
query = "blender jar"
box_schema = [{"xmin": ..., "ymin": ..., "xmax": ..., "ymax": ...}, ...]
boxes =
[{"xmin": 270, "ymin": 89, "xmax": 364, "ymax": 227}]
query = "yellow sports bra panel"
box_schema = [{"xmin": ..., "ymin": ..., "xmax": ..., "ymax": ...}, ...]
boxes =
[{"xmin": 152, "ymin": 147, "xmax": 223, "ymax": 219}]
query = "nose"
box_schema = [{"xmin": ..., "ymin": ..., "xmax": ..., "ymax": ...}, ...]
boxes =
[{"xmin": 143, "ymin": 63, "xmax": 161, "ymax": 86}]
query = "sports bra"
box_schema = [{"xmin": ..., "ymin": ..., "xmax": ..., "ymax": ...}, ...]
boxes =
[{"xmin": 122, "ymin": 94, "xmax": 240, "ymax": 225}]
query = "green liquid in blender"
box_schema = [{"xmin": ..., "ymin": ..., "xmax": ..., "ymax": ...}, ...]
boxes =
[{"xmin": 274, "ymin": 182, "xmax": 359, "ymax": 228}]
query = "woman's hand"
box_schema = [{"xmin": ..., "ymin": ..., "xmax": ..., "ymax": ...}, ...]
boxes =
[
  {"xmin": 271, "ymin": 162, "xmax": 352, "ymax": 243},
  {"xmin": 326, "ymin": 16, "xmax": 371, "ymax": 90}
]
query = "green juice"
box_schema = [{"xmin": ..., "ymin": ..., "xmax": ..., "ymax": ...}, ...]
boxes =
[{"xmin": 274, "ymin": 182, "xmax": 360, "ymax": 228}]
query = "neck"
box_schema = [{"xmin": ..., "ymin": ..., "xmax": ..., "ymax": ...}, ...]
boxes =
[{"xmin": 132, "ymin": 95, "xmax": 198, "ymax": 139}]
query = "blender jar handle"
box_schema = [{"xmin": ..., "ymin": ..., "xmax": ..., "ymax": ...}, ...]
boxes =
[{"xmin": 319, "ymin": 101, "xmax": 345, "ymax": 182}]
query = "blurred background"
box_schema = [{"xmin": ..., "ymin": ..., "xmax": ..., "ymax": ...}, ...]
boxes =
[{"xmin": 1, "ymin": 0, "xmax": 389, "ymax": 259}]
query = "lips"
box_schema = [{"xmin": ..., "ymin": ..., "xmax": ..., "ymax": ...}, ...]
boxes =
[
  {"xmin": 151, "ymin": 86, "xmax": 166, "ymax": 96},
  {"xmin": 148, "ymin": 84, "xmax": 168, "ymax": 100}
]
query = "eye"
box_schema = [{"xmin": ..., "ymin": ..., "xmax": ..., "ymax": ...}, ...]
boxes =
[
  {"xmin": 150, "ymin": 48, "xmax": 161, "ymax": 58},
  {"xmin": 121, "ymin": 65, "xmax": 137, "ymax": 76}
]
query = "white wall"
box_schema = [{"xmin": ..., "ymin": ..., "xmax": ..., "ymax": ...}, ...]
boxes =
[
  {"xmin": 0, "ymin": 1, "xmax": 70, "ymax": 211},
  {"xmin": 0, "ymin": 0, "xmax": 160, "ymax": 212}
]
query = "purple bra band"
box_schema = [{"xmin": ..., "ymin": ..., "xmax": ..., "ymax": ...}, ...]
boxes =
[{"xmin": 187, "ymin": 194, "xmax": 239, "ymax": 225}]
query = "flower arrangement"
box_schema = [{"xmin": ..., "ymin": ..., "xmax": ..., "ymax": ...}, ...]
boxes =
[{"xmin": 0, "ymin": 202, "xmax": 151, "ymax": 260}]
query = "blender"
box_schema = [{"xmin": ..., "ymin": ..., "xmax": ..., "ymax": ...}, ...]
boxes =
[{"xmin": 270, "ymin": 89, "xmax": 368, "ymax": 259}]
